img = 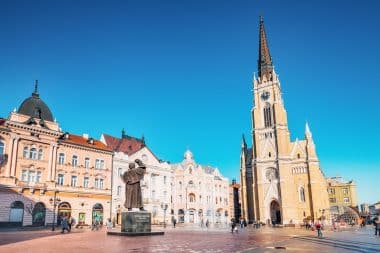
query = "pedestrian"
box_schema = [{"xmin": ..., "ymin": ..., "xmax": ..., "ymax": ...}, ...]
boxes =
[
  {"xmin": 240, "ymin": 217, "xmax": 244, "ymax": 228},
  {"xmin": 200, "ymin": 218, "xmax": 204, "ymax": 228},
  {"xmin": 68, "ymin": 216, "xmax": 75, "ymax": 232},
  {"xmin": 173, "ymin": 218, "xmax": 177, "ymax": 228},
  {"xmin": 61, "ymin": 216, "xmax": 70, "ymax": 234},
  {"xmin": 374, "ymin": 215, "xmax": 380, "ymax": 236},
  {"xmin": 92, "ymin": 219, "xmax": 99, "ymax": 231},
  {"xmin": 106, "ymin": 218, "xmax": 113, "ymax": 231},
  {"xmin": 315, "ymin": 219, "xmax": 323, "ymax": 238},
  {"xmin": 206, "ymin": 219, "xmax": 209, "ymax": 228}
]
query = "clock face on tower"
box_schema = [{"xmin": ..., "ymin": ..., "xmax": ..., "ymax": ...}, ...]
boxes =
[{"xmin": 261, "ymin": 91, "xmax": 270, "ymax": 101}]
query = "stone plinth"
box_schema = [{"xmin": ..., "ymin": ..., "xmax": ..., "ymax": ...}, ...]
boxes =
[
  {"xmin": 122, "ymin": 211, "xmax": 151, "ymax": 233},
  {"xmin": 107, "ymin": 211, "xmax": 164, "ymax": 236}
]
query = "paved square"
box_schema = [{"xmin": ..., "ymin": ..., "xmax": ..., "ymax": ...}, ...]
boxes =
[{"xmin": 0, "ymin": 226, "xmax": 379, "ymax": 252}]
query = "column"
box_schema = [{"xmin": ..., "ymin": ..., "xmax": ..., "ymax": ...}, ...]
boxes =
[
  {"xmin": 47, "ymin": 144, "xmax": 54, "ymax": 181},
  {"xmin": 10, "ymin": 137, "xmax": 20, "ymax": 177},
  {"xmin": 50, "ymin": 145, "xmax": 57, "ymax": 181},
  {"xmin": 5, "ymin": 137, "xmax": 15, "ymax": 177}
]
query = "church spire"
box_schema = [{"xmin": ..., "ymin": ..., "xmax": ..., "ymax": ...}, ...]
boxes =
[{"xmin": 258, "ymin": 16, "xmax": 273, "ymax": 79}]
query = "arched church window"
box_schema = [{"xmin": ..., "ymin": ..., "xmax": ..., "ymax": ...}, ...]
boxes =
[
  {"xmin": 297, "ymin": 153, "xmax": 300, "ymax": 159},
  {"xmin": 268, "ymin": 152, "xmax": 271, "ymax": 158},
  {"xmin": 263, "ymin": 103, "xmax": 273, "ymax": 128},
  {"xmin": 299, "ymin": 187, "xmax": 306, "ymax": 202}
]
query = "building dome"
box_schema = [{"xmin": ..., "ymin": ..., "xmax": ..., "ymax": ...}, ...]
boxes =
[{"xmin": 17, "ymin": 81, "xmax": 54, "ymax": 122}]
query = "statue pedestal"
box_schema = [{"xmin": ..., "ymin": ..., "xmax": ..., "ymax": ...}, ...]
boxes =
[
  {"xmin": 107, "ymin": 211, "xmax": 164, "ymax": 236},
  {"xmin": 121, "ymin": 211, "xmax": 151, "ymax": 233}
]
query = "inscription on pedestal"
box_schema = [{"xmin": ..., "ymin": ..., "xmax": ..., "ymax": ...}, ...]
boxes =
[{"xmin": 121, "ymin": 212, "xmax": 151, "ymax": 233}]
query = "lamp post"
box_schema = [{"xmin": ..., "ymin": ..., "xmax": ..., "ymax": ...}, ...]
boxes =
[
  {"xmin": 49, "ymin": 191, "xmax": 61, "ymax": 231},
  {"xmin": 161, "ymin": 203, "xmax": 168, "ymax": 228}
]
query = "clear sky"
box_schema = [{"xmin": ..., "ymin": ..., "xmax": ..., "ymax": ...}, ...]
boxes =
[{"xmin": 0, "ymin": 1, "xmax": 379, "ymax": 204}]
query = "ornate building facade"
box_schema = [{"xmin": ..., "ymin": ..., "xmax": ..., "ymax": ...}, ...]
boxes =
[
  {"xmin": 326, "ymin": 177, "xmax": 357, "ymax": 208},
  {"xmin": 240, "ymin": 18, "xmax": 330, "ymax": 225},
  {"xmin": 101, "ymin": 132, "xmax": 172, "ymax": 225},
  {"xmin": 0, "ymin": 83, "xmax": 113, "ymax": 227},
  {"xmin": 171, "ymin": 150, "xmax": 229, "ymax": 226}
]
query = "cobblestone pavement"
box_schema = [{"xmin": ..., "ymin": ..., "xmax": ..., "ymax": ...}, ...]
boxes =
[{"xmin": 0, "ymin": 226, "xmax": 379, "ymax": 253}]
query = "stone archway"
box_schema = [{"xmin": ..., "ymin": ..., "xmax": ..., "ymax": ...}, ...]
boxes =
[{"xmin": 270, "ymin": 200, "xmax": 281, "ymax": 225}]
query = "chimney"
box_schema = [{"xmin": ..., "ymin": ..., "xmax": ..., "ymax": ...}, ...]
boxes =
[{"xmin": 83, "ymin": 133, "xmax": 89, "ymax": 139}]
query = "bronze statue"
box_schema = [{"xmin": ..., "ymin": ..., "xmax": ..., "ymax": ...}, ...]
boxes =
[{"xmin": 123, "ymin": 159, "xmax": 146, "ymax": 211}]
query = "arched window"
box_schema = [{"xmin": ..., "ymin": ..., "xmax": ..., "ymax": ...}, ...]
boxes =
[
  {"xmin": 189, "ymin": 193, "xmax": 195, "ymax": 202},
  {"xmin": 0, "ymin": 141, "xmax": 4, "ymax": 154},
  {"xmin": 299, "ymin": 187, "xmax": 306, "ymax": 202},
  {"xmin": 72, "ymin": 155, "xmax": 78, "ymax": 167},
  {"xmin": 38, "ymin": 148, "xmax": 43, "ymax": 160},
  {"xmin": 263, "ymin": 103, "xmax": 273, "ymax": 128},
  {"xmin": 58, "ymin": 153, "xmax": 65, "ymax": 165},
  {"xmin": 23, "ymin": 146, "xmax": 28, "ymax": 158},
  {"xmin": 29, "ymin": 147, "xmax": 37, "ymax": 160},
  {"xmin": 118, "ymin": 168, "xmax": 123, "ymax": 176}
]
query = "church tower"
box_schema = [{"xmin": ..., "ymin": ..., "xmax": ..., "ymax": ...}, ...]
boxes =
[{"xmin": 241, "ymin": 17, "xmax": 330, "ymax": 225}]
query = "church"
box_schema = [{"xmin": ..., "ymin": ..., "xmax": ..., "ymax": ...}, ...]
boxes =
[{"xmin": 240, "ymin": 17, "xmax": 330, "ymax": 225}]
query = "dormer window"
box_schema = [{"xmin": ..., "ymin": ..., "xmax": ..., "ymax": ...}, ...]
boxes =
[{"xmin": 88, "ymin": 138, "xmax": 94, "ymax": 144}]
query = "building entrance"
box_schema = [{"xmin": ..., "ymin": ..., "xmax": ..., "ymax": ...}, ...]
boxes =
[{"xmin": 270, "ymin": 200, "xmax": 281, "ymax": 224}]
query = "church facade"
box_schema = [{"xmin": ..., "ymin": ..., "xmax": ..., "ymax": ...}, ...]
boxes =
[{"xmin": 240, "ymin": 18, "xmax": 330, "ymax": 225}]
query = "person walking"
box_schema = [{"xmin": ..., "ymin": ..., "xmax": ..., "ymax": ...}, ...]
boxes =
[
  {"xmin": 315, "ymin": 219, "xmax": 323, "ymax": 238},
  {"xmin": 374, "ymin": 215, "xmax": 380, "ymax": 236},
  {"xmin": 206, "ymin": 219, "xmax": 209, "ymax": 229},
  {"xmin": 61, "ymin": 216, "xmax": 70, "ymax": 234}
]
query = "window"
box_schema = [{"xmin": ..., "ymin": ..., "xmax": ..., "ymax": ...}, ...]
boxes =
[
  {"xmin": 72, "ymin": 155, "xmax": 78, "ymax": 167},
  {"xmin": 189, "ymin": 194, "xmax": 195, "ymax": 202},
  {"xmin": 28, "ymin": 171, "xmax": 36, "ymax": 182},
  {"xmin": 84, "ymin": 158, "xmax": 90, "ymax": 168},
  {"xmin": 58, "ymin": 153, "xmax": 65, "ymax": 165},
  {"xmin": 329, "ymin": 198, "xmax": 336, "ymax": 203},
  {"xmin": 152, "ymin": 190, "xmax": 156, "ymax": 199},
  {"xmin": 23, "ymin": 146, "xmax": 28, "ymax": 158},
  {"xmin": 0, "ymin": 142, "xmax": 4, "ymax": 154},
  {"xmin": 36, "ymin": 171, "xmax": 41, "ymax": 183},
  {"xmin": 57, "ymin": 174, "xmax": 64, "ymax": 185},
  {"xmin": 299, "ymin": 187, "xmax": 306, "ymax": 202},
  {"xmin": 328, "ymin": 188, "xmax": 335, "ymax": 194},
  {"xmin": 95, "ymin": 178, "xmax": 104, "ymax": 189},
  {"xmin": 117, "ymin": 186, "xmax": 122, "ymax": 196},
  {"xmin": 163, "ymin": 191, "xmax": 167, "ymax": 200},
  {"xmin": 38, "ymin": 148, "xmax": 43, "ymax": 160},
  {"xmin": 71, "ymin": 176, "xmax": 77, "ymax": 187},
  {"xmin": 29, "ymin": 147, "xmax": 37, "ymax": 160},
  {"xmin": 163, "ymin": 176, "xmax": 167, "ymax": 185},
  {"xmin": 118, "ymin": 168, "xmax": 123, "ymax": 176},
  {"xmin": 83, "ymin": 177, "xmax": 89, "ymax": 188},
  {"xmin": 21, "ymin": 170, "xmax": 28, "ymax": 181},
  {"xmin": 342, "ymin": 188, "xmax": 348, "ymax": 195},
  {"xmin": 343, "ymin": 197, "xmax": 350, "ymax": 204},
  {"xmin": 151, "ymin": 174, "xmax": 156, "ymax": 186},
  {"xmin": 263, "ymin": 104, "xmax": 273, "ymax": 128},
  {"xmin": 95, "ymin": 159, "xmax": 104, "ymax": 169}
]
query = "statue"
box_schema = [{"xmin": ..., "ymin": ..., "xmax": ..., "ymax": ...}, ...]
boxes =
[{"xmin": 123, "ymin": 159, "xmax": 146, "ymax": 211}]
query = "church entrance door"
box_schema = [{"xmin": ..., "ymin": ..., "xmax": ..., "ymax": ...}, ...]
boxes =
[{"xmin": 270, "ymin": 200, "xmax": 281, "ymax": 224}]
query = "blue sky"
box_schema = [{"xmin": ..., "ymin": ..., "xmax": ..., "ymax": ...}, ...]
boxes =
[{"xmin": 0, "ymin": 0, "xmax": 379, "ymax": 204}]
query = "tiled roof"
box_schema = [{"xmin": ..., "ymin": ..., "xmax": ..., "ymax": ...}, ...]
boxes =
[
  {"xmin": 61, "ymin": 134, "xmax": 113, "ymax": 152},
  {"xmin": 102, "ymin": 133, "xmax": 145, "ymax": 155}
]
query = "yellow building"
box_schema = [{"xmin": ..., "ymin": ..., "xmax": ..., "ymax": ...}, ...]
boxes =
[
  {"xmin": 240, "ymin": 17, "xmax": 330, "ymax": 225},
  {"xmin": 0, "ymin": 82, "xmax": 113, "ymax": 227},
  {"xmin": 327, "ymin": 177, "xmax": 357, "ymax": 207}
]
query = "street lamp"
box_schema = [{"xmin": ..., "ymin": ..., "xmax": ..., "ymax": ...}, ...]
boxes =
[
  {"xmin": 49, "ymin": 191, "xmax": 61, "ymax": 231},
  {"xmin": 161, "ymin": 203, "xmax": 168, "ymax": 228}
]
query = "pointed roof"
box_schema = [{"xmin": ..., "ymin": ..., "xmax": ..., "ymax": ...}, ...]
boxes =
[
  {"xmin": 258, "ymin": 16, "xmax": 274, "ymax": 79},
  {"xmin": 102, "ymin": 132, "xmax": 145, "ymax": 155},
  {"xmin": 305, "ymin": 121, "xmax": 312, "ymax": 137},
  {"xmin": 241, "ymin": 134, "xmax": 247, "ymax": 149}
]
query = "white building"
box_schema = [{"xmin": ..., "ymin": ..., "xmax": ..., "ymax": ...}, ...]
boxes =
[
  {"xmin": 101, "ymin": 131, "xmax": 172, "ymax": 225},
  {"xmin": 171, "ymin": 150, "xmax": 230, "ymax": 226}
]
